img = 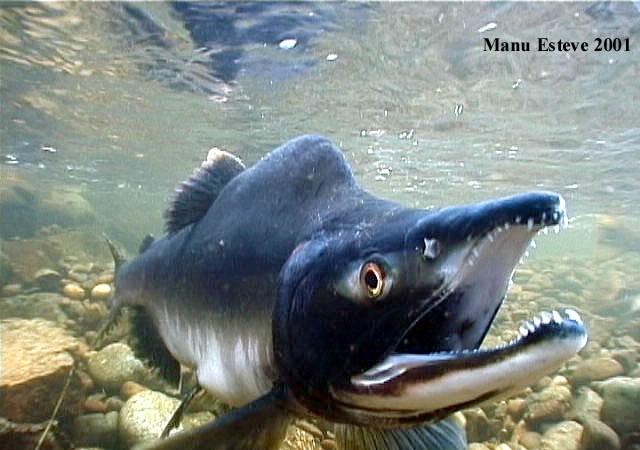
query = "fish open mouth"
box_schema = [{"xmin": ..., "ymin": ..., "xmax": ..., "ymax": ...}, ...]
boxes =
[{"xmin": 331, "ymin": 192, "xmax": 588, "ymax": 424}]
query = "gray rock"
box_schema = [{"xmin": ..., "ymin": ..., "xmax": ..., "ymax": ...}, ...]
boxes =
[
  {"xmin": 119, "ymin": 390, "xmax": 180, "ymax": 447},
  {"xmin": 0, "ymin": 167, "xmax": 39, "ymax": 238},
  {"xmin": 39, "ymin": 187, "xmax": 96, "ymax": 229},
  {"xmin": 581, "ymin": 417, "xmax": 621, "ymax": 450},
  {"xmin": 596, "ymin": 377, "xmax": 640, "ymax": 435},
  {"xmin": 540, "ymin": 420, "xmax": 583, "ymax": 450},
  {"xmin": 87, "ymin": 342, "xmax": 146, "ymax": 391},
  {"xmin": 566, "ymin": 386, "xmax": 603, "ymax": 422},
  {"xmin": 72, "ymin": 411, "xmax": 119, "ymax": 448}
]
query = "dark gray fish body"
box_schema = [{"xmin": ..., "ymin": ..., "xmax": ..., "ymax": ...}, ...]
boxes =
[{"xmin": 112, "ymin": 135, "xmax": 587, "ymax": 450}]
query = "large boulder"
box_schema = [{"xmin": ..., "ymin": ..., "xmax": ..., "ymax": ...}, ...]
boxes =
[{"xmin": 0, "ymin": 318, "xmax": 84, "ymax": 422}]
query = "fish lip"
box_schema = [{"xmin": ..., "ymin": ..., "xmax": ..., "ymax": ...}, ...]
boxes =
[{"xmin": 329, "ymin": 193, "xmax": 586, "ymax": 421}]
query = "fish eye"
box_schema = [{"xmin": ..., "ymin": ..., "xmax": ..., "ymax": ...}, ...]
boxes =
[{"xmin": 360, "ymin": 262, "xmax": 385, "ymax": 299}]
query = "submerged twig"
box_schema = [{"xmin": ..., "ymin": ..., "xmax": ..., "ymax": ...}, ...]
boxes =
[{"xmin": 35, "ymin": 363, "xmax": 76, "ymax": 450}]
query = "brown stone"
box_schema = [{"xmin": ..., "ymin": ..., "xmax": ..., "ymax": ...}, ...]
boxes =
[
  {"xmin": 571, "ymin": 357, "xmax": 625, "ymax": 384},
  {"xmin": 0, "ymin": 318, "xmax": 83, "ymax": 422},
  {"xmin": 506, "ymin": 397, "xmax": 527, "ymax": 420},
  {"xmin": 120, "ymin": 380, "xmax": 148, "ymax": 399},
  {"xmin": 84, "ymin": 397, "xmax": 107, "ymax": 413},
  {"xmin": 525, "ymin": 382, "xmax": 572, "ymax": 427}
]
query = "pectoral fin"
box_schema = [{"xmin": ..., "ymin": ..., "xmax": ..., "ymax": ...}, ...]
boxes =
[
  {"xmin": 335, "ymin": 415, "xmax": 467, "ymax": 450},
  {"xmin": 132, "ymin": 387, "xmax": 291, "ymax": 450}
]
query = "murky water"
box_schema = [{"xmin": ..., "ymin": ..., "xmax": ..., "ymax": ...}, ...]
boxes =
[{"xmin": 1, "ymin": 2, "xmax": 639, "ymax": 449}]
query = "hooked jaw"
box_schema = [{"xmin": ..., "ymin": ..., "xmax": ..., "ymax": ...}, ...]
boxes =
[{"xmin": 330, "ymin": 191, "xmax": 587, "ymax": 425}]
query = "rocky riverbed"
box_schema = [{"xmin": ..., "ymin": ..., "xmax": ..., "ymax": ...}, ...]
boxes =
[{"xmin": 1, "ymin": 224, "xmax": 639, "ymax": 450}]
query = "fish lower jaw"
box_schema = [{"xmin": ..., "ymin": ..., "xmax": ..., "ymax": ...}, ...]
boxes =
[{"xmin": 331, "ymin": 309, "xmax": 586, "ymax": 423}]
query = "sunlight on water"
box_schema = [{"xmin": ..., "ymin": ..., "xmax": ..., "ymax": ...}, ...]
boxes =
[{"xmin": 1, "ymin": 3, "xmax": 639, "ymax": 450}]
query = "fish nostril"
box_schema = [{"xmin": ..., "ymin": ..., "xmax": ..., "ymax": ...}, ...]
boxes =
[{"xmin": 422, "ymin": 238, "xmax": 441, "ymax": 260}]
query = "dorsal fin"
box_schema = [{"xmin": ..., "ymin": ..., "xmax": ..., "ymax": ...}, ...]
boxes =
[{"xmin": 164, "ymin": 148, "xmax": 245, "ymax": 234}]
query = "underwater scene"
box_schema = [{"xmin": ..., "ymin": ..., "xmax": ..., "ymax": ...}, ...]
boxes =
[{"xmin": 1, "ymin": 2, "xmax": 639, "ymax": 450}]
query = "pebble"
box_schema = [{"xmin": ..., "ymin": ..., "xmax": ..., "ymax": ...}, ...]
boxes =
[
  {"xmin": 95, "ymin": 272, "xmax": 114, "ymax": 284},
  {"xmin": 72, "ymin": 411, "xmax": 119, "ymax": 448},
  {"xmin": 566, "ymin": 386, "xmax": 603, "ymax": 422},
  {"xmin": 32, "ymin": 268, "xmax": 62, "ymax": 291},
  {"xmin": 105, "ymin": 396, "xmax": 125, "ymax": 412},
  {"xmin": 464, "ymin": 407, "xmax": 492, "ymax": 442},
  {"xmin": 525, "ymin": 381, "xmax": 572, "ymax": 427},
  {"xmin": 540, "ymin": 420, "xmax": 584, "ymax": 450},
  {"xmin": 518, "ymin": 430, "xmax": 542, "ymax": 449},
  {"xmin": 494, "ymin": 444, "xmax": 513, "ymax": 450},
  {"xmin": 506, "ymin": 398, "xmax": 527, "ymax": 420},
  {"xmin": 1, "ymin": 283, "xmax": 22, "ymax": 296},
  {"xmin": 571, "ymin": 357, "xmax": 625, "ymax": 384},
  {"xmin": 596, "ymin": 376, "xmax": 640, "ymax": 434},
  {"xmin": 63, "ymin": 282, "xmax": 86, "ymax": 300},
  {"xmin": 91, "ymin": 283, "xmax": 112, "ymax": 301},
  {"xmin": 84, "ymin": 397, "xmax": 107, "ymax": 414},
  {"xmin": 121, "ymin": 380, "xmax": 148, "ymax": 399},
  {"xmin": 86, "ymin": 342, "xmax": 145, "ymax": 391},
  {"xmin": 469, "ymin": 444, "xmax": 491, "ymax": 450},
  {"xmin": 581, "ymin": 417, "xmax": 621, "ymax": 450},
  {"xmin": 119, "ymin": 390, "xmax": 180, "ymax": 446},
  {"xmin": 69, "ymin": 270, "xmax": 89, "ymax": 283}
]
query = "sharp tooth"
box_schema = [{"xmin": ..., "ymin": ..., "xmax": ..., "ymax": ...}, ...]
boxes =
[
  {"xmin": 540, "ymin": 311, "xmax": 552, "ymax": 324},
  {"xmin": 526, "ymin": 321, "xmax": 535, "ymax": 333},
  {"xmin": 533, "ymin": 316, "xmax": 541, "ymax": 327},
  {"xmin": 488, "ymin": 233, "xmax": 495, "ymax": 242},
  {"xmin": 472, "ymin": 248, "xmax": 480, "ymax": 258},
  {"xmin": 542, "ymin": 227, "xmax": 549, "ymax": 235},
  {"xmin": 519, "ymin": 325, "xmax": 529, "ymax": 337},
  {"xmin": 515, "ymin": 216, "xmax": 522, "ymax": 224},
  {"xmin": 541, "ymin": 212, "xmax": 547, "ymax": 223},
  {"xmin": 553, "ymin": 224, "xmax": 560, "ymax": 234},
  {"xmin": 468, "ymin": 258, "xmax": 475, "ymax": 267},
  {"xmin": 504, "ymin": 222, "xmax": 511, "ymax": 230},
  {"xmin": 553, "ymin": 211, "xmax": 559, "ymax": 221},
  {"xmin": 564, "ymin": 308, "xmax": 583, "ymax": 324},
  {"xmin": 527, "ymin": 217, "xmax": 534, "ymax": 231},
  {"xmin": 530, "ymin": 239, "xmax": 537, "ymax": 249},
  {"xmin": 552, "ymin": 310, "xmax": 563, "ymax": 323},
  {"xmin": 524, "ymin": 250, "xmax": 530, "ymax": 257}
]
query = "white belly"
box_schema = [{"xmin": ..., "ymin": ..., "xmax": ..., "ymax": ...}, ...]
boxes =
[{"xmin": 156, "ymin": 303, "xmax": 276, "ymax": 406}]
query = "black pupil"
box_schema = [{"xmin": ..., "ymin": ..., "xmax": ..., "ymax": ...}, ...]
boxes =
[{"xmin": 365, "ymin": 269, "xmax": 379, "ymax": 291}]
